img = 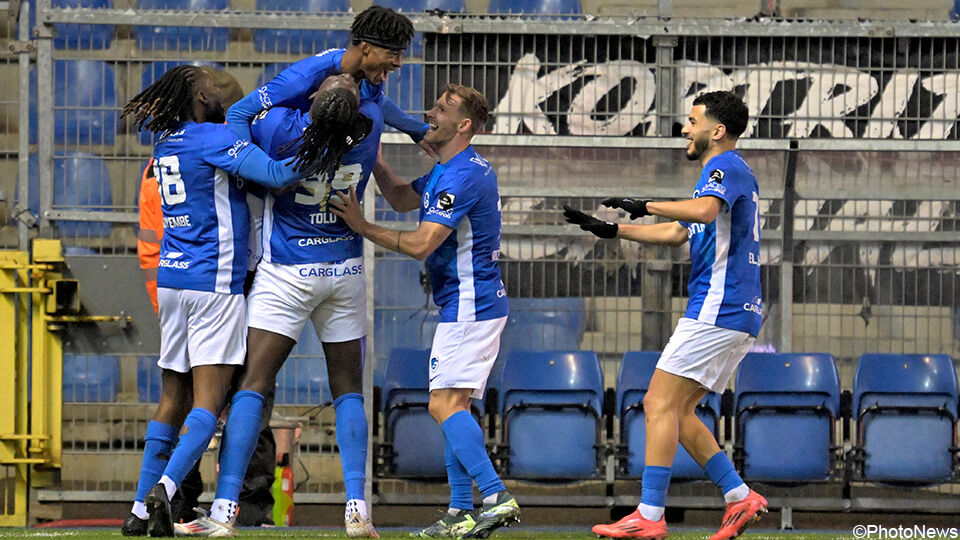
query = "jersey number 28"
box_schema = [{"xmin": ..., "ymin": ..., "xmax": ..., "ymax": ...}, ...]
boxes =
[{"xmin": 154, "ymin": 156, "xmax": 185, "ymax": 206}]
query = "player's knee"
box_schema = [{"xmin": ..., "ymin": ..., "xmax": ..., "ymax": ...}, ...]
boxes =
[{"xmin": 643, "ymin": 390, "xmax": 679, "ymax": 419}]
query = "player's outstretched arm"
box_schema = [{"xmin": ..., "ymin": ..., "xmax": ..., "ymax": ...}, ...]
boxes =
[
  {"xmin": 372, "ymin": 147, "xmax": 421, "ymax": 212},
  {"xmin": 234, "ymin": 144, "xmax": 304, "ymax": 189},
  {"xmin": 617, "ymin": 221, "xmax": 689, "ymax": 246},
  {"xmin": 225, "ymin": 92, "xmax": 261, "ymax": 141},
  {"xmin": 379, "ymin": 95, "xmax": 437, "ymax": 159},
  {"xmin": 328, "ymin": 186, "xmax": 452, "ymax": 260},
  {"xmin": 645, "ymin": 196, "xmax": 722, "ymax": 224}
]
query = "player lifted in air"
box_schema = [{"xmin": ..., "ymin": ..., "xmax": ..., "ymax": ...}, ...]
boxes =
[
  {"xmin": 565, "ymin": 91, "xmax": 767, "ymax": 540},
  {"xmin": 330, "ymin": 84, "xmax": 520, "ymax": 539},
  {"xmin": 119, "ymin": 65, "xmax": 307, "ymax": 538},
  {"xmin": 176, "ymin": 6, "xmax": 430, "ymax": 538}
]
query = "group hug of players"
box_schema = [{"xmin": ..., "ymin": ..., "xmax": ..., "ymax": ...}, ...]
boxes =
[{"xmin": 121, "ymin": 6, "xmax": 768, "ymax": 540}]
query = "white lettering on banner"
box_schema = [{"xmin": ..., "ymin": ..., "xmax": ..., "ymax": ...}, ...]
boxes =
[{"xmin": 492, "ymin": 56, "xmax": 960, "ymax": 138}]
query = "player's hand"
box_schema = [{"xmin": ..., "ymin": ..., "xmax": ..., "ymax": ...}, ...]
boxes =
[
  {"xmin": 418, "ymin": 139, "xmax": 439, "ymax": 159},
  {"xmin": 601, "ymin": 197, "xmax": 651, "ymax": 220},
  {"xmin": 328, "ymin": 185, "xmax": 366, "ymax": 232},
  {"xmin": 562, "ymin": 205, "xmax": 618, "ymax": 239}
]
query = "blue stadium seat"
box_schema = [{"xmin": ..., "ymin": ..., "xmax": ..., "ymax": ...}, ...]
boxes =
[
  {"xmin": 379, "ymin": 348, "xmax": 484, "ymax": 478},
  {"xmin": 25, "ymin": 0, "xmax": 114, "ymax": 49},
  {"xmin": 374, "ymin": 257, "xmax": 428, "ymax": 307},
  {"xmin": 374, "ymin": 0, "xmax": 465, "ymax": 55},
  {"xmin": 276, "ymin": 324, "xmax": 332, "ymax": 405},
  {"xmin": 617, "ymin": 351, "xmax": 722, "ymax": 480},
  {"xmin": 385, "ymin": 63, "xmax": 424, "ymax": 115},
  {"xmin": 63, "ymin": 354, "xmax": 119, "ymax": 402},
  {"xmin": 23, "ymin": 152, "xmax": 112, "ymax": 237},
  {"xmin": 853, "ymin": 354, "xmax": 959, "ymax": 483},
  {"xmin": 30, "ymin": 60, "xmax": 117, "ymax": 145},
  {"xmin": 488, "ymin": 0, "xmax": 581, "ymax": 15},
  {"xmin": 373, "ymin": 308, "xmax": 439, "ymax": 361},
  {"xmin": 136, "ymin": 0, "xmax": 229, "ymax": 51},
  {"xmin": 137, "ymin": 356, "xmax": 162, "ymax": 402},
  {"xmin": 137, "ymin": 61, "xmax": 221, "ymax": 145},
  {"xmin": 374, "ymin": 196, "xmax": 411, "ymax": 222},
  {"xmin": 735, "ymin": 353, "xmax": 841, "ymax": 481},
  {"xmin": 498, "ymin": 350, "xmax": 603, "ymax": 479},
  {"xmin": 498, "ymin": 297, "xmax": 586, "ymax": 360},
  {"xmin": 256, "ymin": 63, "xmax": 293, "ymax": 88},
  {"xmin": 253, "ymin": 0, "xmax": 349, "ymax": 54}
]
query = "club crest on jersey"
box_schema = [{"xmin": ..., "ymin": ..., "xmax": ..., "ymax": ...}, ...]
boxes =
[
  {"xmin": 709, "ymin": 169, "xmax": 724, "ymax": 183},
  {"xmin": 437, "ymin": 191, "xmax": 456, "ymax": 210},
  {"xmin": 430, "ymin": 357, "xmax": 439, "ymax": 373}
]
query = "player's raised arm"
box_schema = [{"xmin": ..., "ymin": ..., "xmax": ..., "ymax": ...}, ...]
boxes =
[{"xmin": 372, "ymin": 146, "xmax": 423, "ymax": 213}]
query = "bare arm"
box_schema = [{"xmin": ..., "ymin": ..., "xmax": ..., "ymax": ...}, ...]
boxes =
[
  {"xmin": 372, "ymin": 148, "xmax": 422, "ymax": 213},
  {"xmin": 617, "ymin": 221, "xmax": 689, "ymax": 247},
  {"xmin": 328, "ymin": 186, "xmax": 452, "ymax": 260},
  {"xmin": 646, "ymin": 196, "xmax": 722, "ymax": 224}
]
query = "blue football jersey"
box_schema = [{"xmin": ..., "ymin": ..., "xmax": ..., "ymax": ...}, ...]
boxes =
[
  {"xmin": 681, "ymin": 150, "xmax": 763, "ymax": 336},
  {"xmin": 411, "ymin": 147, "xmax": 508, "ymax": 323},
  {"xmin": 250, "ymin": 101, "xmax": 384, "ymax": 264},
  {"xmin": 255, "ymin": 49, "xmax": 384, "ymax": 114},
  {"xmin": 154, "ymin": 122, "xmax": 257, "ymax": 294}
]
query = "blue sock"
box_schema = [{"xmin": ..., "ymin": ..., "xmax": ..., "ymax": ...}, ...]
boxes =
[
  {"xmin": 704, "ymin": 451, "xmax": 745, "ymax": 495},
  {"xmin": 441, "ymin": 410, "xmax": 504, "ymax": 499},
  {"xmin": 640, "ymin": 466, "xmax": 672, "ymax": 508},
  {"xmin": 214, "ymin": 390, "xmax": 266, "ymax": 502},
  {"xmin": 162, "ymin": 408, "xmax": 217, "ymax": 488},
  {"xmin": 134, "ymin": 421, "xmax": 178, "ymax": 503},
  {"xmin": 445, "ymin": 436, "xmax": 474, "ymax": 511},
  {"xmin": 334, "ymin": 393, "xmax": 367, "ymax": 501}
]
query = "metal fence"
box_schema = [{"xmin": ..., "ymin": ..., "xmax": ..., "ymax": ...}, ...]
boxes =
[{"xmin": 2, "ymin": 3, "xmax": 959, "ymax": 512}]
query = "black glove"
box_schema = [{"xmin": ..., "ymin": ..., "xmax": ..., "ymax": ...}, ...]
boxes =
[
  {"xmin": 562, "ymin": 205, "xmax": 618, "ymax": 239},
  {"xmin": 602, "ymin": 197, "xmax": 651, "ymax": 220}
]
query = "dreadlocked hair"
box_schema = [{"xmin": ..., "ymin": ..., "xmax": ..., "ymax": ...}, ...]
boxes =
[
  {"xmin": 121, "ymin": 65, "xmax": 204, "ymax": 134},
  {"xmin": 350, "ymin": 5, "xmax": 414, "ymax": 50},
  {"xmin": 286, "ymin": 87, "xmax": 371, "ymax": 179}
]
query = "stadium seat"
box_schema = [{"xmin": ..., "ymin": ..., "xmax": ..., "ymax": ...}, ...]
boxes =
[
  {"xmin": 497, "ymin": 350, "xmax": 603, "ymax": 479},
  {"xmin": 23, "ymin": 151, "xmax": 112, "ymax": 237},
  {"xmin": 498, "ymin": 297, "xmax": 586, "ymax": 360},
  {"xmin": 135, "ymin": 0, "xmax": 229, "ymax": 51},
  {"xmin": 253, "ymin": 0, "xmax": 349, "ymax": 54},
  {"xmin": 735, "ymin": 353, "xmax": 841, "ymax": 481},
  {"xmin": 488, "ymin": 0, "xmax": 581, "ymax": 15},
  {"xmin": 374, "ymin": 257, "xmax": 429, "ymax": 308},
  {"xmin": 30, "ymin": 60, "xmax": 118, "ymax": 145},
  {"xmin": 374, "ymin": 0, "xmax": 465, "ymax": 55},
  {"xmin": 373, "ymin": 308, "xmax": 439, "ymax": 361},
  {"xmin": 137, "ymin": 356, "xmax": 162, "ymax": 402},
  {"xmin": 385, "ymin": 63, "xmax": 424, "ymax": 115},
  {"xmin": 617, "ymin": 351, "xmax": 722, "ymax": 479},
  {"xmin": 137, "ymin": 61, "xmax": 221, "ymax": 145},
  {"xmin": 852, "ymin": 354, "xmax": 959, "ymax": 483},
  {"xmin": 375, "ymin": 195, "xmax": 410, "ymax": 222},
  {"xmin": 25, "ymin": 0, "xmax": 114, "ymax": 49},
  {"xmin": 63, "ymin": 354, "xmax": 119, "ymax": 402},
  {"xmin": 379, "ymin": 348, "xmax": 485, "ymax": 478}
]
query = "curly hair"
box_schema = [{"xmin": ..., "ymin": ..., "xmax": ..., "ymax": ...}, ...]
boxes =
[
  {"xmin": 350, "ymin": 5, "xmax": 414, "ymax": 51},
  {"xmin": 121, "ymin": 65, "xmax": 204, "ymax": 134},
  {"xmin": 285, "ymin": 87, "xmax": 371, "ymax": 179}
]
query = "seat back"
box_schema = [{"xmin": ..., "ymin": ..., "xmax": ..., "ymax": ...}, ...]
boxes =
[
  {"xmin": 26, "ymin": 0, "xmax": 114, "ymax": 49},
  {"xmin": 498, "ymin": 297, "xmax": 586, "ymax": 362},
  {"xmin": 24, "ymin": 152, "xmax": 113, "ymax": 237},
  {"xmin": 63, "ymin": 354, "xmax": 119, "ymax": 402},
  {"xmin": 137, "ymin": 356, "xmax": 162, "ymax": 402},
  {"xmin": 616, "ymin": 351, "xmax": 721, "ymax": 479},
  {"xmin": 853, "ymin": 354, "xmax": 959, "ymax": 483},
  {"xmin": 136, "ymin": 0, "xmax": 229, "ymax": 50},
  {"xmin": 734, "ymin": 353, "xmax": 841, "ymax": 481},
  {"xmin": 253, "ymin": 0, "xmax": 349, "ymax": 53},
  {"xmin": 489, "ymin": 0, "xmax": 581, "ymax": 14},
  {"xmin": 499, "ymin": 350, "xmax": 602, "ymax": 479},
  {"xmin": 30, "ymin": 60, "xmax": 118, "ymax": 145}
]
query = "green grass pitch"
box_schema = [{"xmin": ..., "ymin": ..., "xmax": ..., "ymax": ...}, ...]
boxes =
[{"xmin": 0, "ymin": 529, "xmax": 853, "ymax": 539}]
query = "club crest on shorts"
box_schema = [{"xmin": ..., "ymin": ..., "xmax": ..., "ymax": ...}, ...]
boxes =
[
  {"xmin": 430, "ymin": 357, "xmax": 439, "ymax": 373},
  {"xmin": 709, "ymin": 169, "xmax": 724, "ymax": 183}
]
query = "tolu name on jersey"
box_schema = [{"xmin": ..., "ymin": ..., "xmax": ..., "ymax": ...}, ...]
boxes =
[
  {"xmin": 308, "ymin": 212, "xmax": 339, "ymax": 225},
  {"xmin": 163, "ymin": 215, "xmax": 192, "ymax": 228},
  {"xmin": 298, "ymin": 264, "xmax": 363, "ymax": 278}
]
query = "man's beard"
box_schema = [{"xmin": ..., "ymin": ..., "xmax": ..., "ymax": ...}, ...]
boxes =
[
  {"xmin": 207, "ymin": 104, "xmax": 226, "ymax": 125},
  {"xmin": 686, "ymin": 133, "xmax": 709, "ymax": 161}
]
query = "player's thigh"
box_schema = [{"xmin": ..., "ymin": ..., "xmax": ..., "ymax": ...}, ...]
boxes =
[
  {"xmin": 240, "ymin": 328, "xmax": 296, "ymax": 395},
  {"xmin": 322, "ymin": 338, "xmax": 363, "ymax": 398},
  {"xmin": 154, "ymin": 368, "xmax": 193, "ymax": 425},
  {"xmin": 309, "ymin": 257, "xmax": 366, "ymax": 344},
  {"xmin": 182, "ymin": 290, "xmax": 247, "ymax": 371},
  {"xmin": 656, "ymin": 317, "xmax": 752, "ymax": 395},
  {"xmin": 157, "ymin": 287, "xmax": 191, "ymax": 373},
  {"xmin": 428, "ymin": 317, "xmax": 506, "ymax": 401},
  {"xmin": 246, "ymin": 261, "xmax": 319, "ymax": 342}
]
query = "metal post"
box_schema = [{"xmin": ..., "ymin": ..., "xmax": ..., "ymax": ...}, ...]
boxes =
[
  {"xmin": 760, "ymin": 0, "xmax": 781, "ymax": 17},
  {"xmin": 35, "ymin": 0, "xmax": 54, "ymax": 236},
  {"xmin": 362, "ymin": 178, "xmax": 377, "ymax": 515},
  {"xmin": 16, "ymin": 0, "xmax": 31, "ymax": 251},
  {"xmin": 779, "ymin": 141, "xmax": 798, "ymax": 353}
]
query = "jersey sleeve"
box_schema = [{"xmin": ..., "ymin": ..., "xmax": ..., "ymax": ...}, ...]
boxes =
[
  {"xmin": 410, "ymin": 171, "xmax": 431, "ymax": 195},
  {"xmin": 695, "ymin": 163, "xmax": 740, "ymax": 213},
  {"xmin": 201, "ymin": 125, "xmax": 258, "ymax": 176},
  {"xmin": 380, "ymin": 94, "xmax": 429, "ymax": 142},
  {"xmin": 202, "ymin": 125, "xmax": 302, "ymax": 189},
  {"xmin": 421, "ymin": 166, "xmax": 481, "ymax": 229}
]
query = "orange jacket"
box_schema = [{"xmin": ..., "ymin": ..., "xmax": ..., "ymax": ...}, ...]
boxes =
[{"xmin": 137, "ymin": 158, "xmax": 162, "ymax": 315}]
